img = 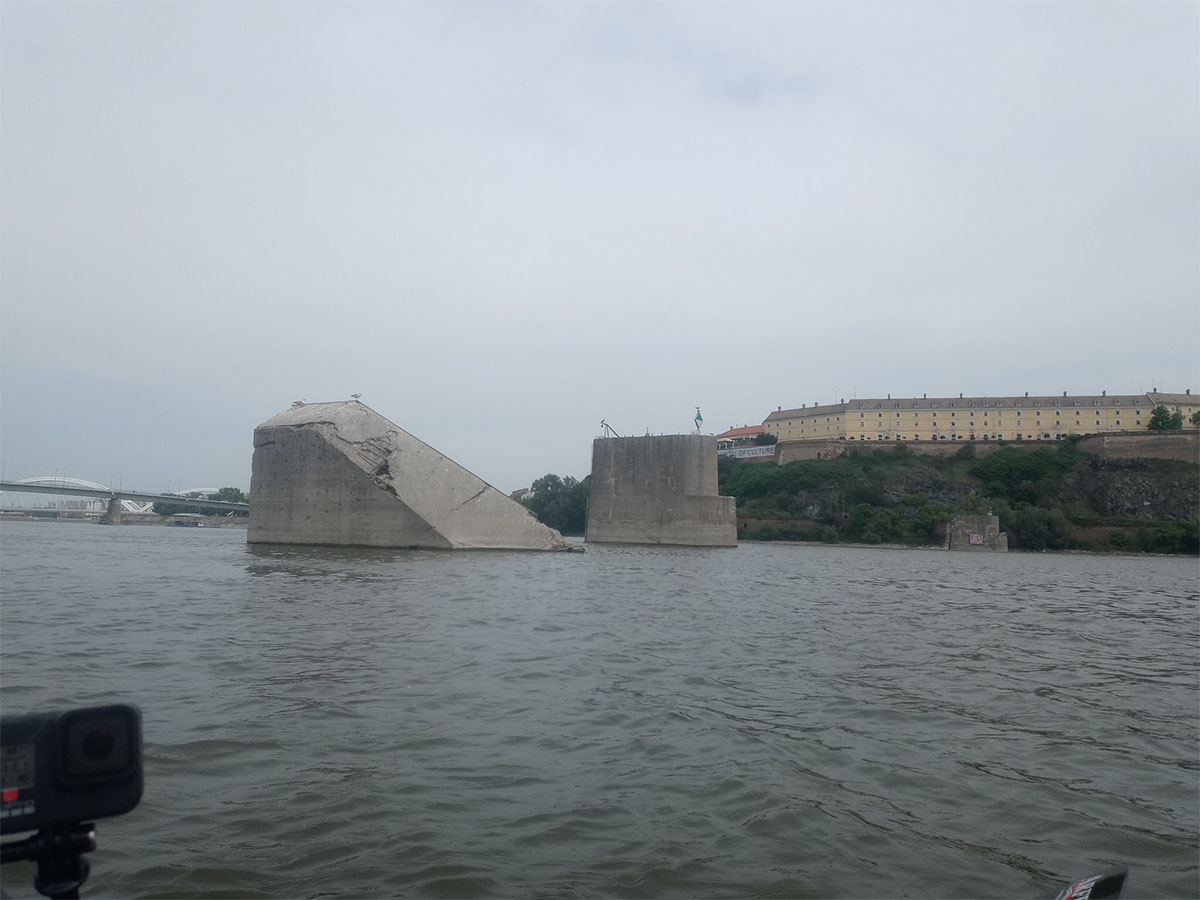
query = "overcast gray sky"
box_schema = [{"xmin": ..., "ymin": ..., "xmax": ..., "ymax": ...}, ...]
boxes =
[{"xmin": 2, "ymin": 1, "xmax": 1197, "ymax": 494}]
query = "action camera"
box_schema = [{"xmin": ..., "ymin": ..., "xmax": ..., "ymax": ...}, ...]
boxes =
[{"xmin": 1, "ymin": 704, "xmax": 142, "ymax": 835}]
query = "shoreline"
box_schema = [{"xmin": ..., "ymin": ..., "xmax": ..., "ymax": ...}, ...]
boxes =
[
  {"xmin": 747, "ymin": 537, "xmax": 1195, "ymax": 557},
  {"xmin": 0, "ymin": 514, "xmax": 249, "ymax": 529}
]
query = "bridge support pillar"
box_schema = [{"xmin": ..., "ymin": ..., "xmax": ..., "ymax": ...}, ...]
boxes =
[{"xmin": 103, "ymin": 497, "xmax": 122, "ymax": 526}]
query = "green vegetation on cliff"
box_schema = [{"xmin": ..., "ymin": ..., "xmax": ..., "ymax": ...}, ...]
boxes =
[{"xmin": 719, "ymin": 444, "xmax": 1199, "ymax": 554}]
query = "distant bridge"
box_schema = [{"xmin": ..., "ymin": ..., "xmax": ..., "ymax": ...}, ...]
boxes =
[{"xmin": 0, "ymin": 478, "xmax": 249, "ymax": 513}]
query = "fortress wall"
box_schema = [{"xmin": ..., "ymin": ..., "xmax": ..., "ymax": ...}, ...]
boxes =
[
  {"xmin": 586, "ymin": 435, "xmax": 737, "ymax": 546},
  {"xmin": 1075, "ymin": 431, "xmax": 1199, "ymax": 463},
  {"xmin": 776, "ymin": 441, "xmax": 847, "ymax": 463},
  {"xmin": 776, "ymin": 435, "xmax": 1200, "ymax": 464},
  {"xmin": 772, "ymin": 439, "xmax": 1004, "ymax": 463}
]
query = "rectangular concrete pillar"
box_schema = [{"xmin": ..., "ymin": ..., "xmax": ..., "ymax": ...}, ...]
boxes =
[{"xmin": 586, "ymin": 435, "xmax": 737, "ymax": 546}]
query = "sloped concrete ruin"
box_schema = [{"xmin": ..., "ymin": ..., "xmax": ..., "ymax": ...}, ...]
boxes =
[
  {"xmin": 586, "ymin": 434, "xmax": 737, "ymax": 546},
  {"xmin": 248, "ymin": 401, "xmax": 572, "ymax": 550}
]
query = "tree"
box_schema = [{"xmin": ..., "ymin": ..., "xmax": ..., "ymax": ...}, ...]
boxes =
[
  {"xmin": 1148, "ymin": 405, "xmax": 1183, "ymax": 431},
  {"xmin": 754, "ymin": 432, "xmax": 778, "ymax": 445},
  {"xmin": 1190, "ymin": 410, "xmax": 1200, "ymax": 428},
  {"xmin": 213, "ymin": 487, "xmax": 247, "ymax": 504},
  {"xmin": 520, "ymin": 474, "xmax": 590, "ymax": 535}
]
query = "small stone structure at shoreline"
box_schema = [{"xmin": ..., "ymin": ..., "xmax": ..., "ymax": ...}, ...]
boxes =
[{"xmin": 948, "ymin": 514, "xmax": 1008, "ymax": 551}]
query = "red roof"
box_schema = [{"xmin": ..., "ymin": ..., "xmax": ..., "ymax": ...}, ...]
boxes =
[{"xmin": 715, "ymin": 425, "xmax": 763, "ymax": 439}]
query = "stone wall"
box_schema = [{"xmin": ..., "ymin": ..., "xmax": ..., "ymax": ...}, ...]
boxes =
[
  {"xmin": 586, "ymin": 435, "xmax": 737, "ymax": 546},
  {"xmin": 776, "ymin": 433, "xmax": 1199, "ymax": 464},
  {"xmin": 775, "ymin": 440, "xmax": 846, "ymax": 463},
  {"xmin": 1075, "ymin": 431, "xmax": 1199, "ymax": 463},
  {"xmin": 776, "ymin": 439, "xmax": 1033, "ymax": 463}
]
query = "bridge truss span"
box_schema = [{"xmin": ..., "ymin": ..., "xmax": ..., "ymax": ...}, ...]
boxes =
[{"xmin": 5, "ymin": 477, "xmax": 155, "ymax": 513}]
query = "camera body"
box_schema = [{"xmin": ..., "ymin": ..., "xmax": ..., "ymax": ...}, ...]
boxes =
[{"xmin": 1, "ymin": 704, "xmax": 142, "ymax": 835}]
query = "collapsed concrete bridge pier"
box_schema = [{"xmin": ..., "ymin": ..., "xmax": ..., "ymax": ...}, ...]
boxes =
[
  {"xmin": 585, "ymin": 434, "xmax": 737, "ymax": 546},
  {"xmin": 248, "ymin": 401, "xmax": 572, "ymax": 551}
]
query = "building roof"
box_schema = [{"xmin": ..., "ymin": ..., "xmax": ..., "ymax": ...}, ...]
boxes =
[
  {"xmin": 715, "ymin": 425, "xmax": 764, "ymax": 439},
  {"xmin": 763, "ymin": 391, "xmax": 1196, "ymax": 422}
]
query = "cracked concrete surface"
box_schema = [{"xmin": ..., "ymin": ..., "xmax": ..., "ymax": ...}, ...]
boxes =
[{"xmin": 249, "ymin": 401, "xmax": 572, "ymax": 550}]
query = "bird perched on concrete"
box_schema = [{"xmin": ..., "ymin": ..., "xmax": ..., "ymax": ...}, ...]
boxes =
[
  {"xmin": 292, "ymin": 399, "xmax": 306, "ymax": 407},
  {"xmin": 351, "ymin": 393, "xmax": 362, "ymax": 400}
]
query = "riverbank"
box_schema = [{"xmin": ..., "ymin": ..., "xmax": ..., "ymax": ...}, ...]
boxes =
[
  {"xmin": 0, "ymin": 513, "xmax": 248, "ymax": 528},
  {"xmin": 720, "ymin": 443, "xmax": 1199, "ymax": 554}
]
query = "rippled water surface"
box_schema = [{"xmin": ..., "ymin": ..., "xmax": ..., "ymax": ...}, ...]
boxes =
[{"xmin": 1, "ymin": 522, "xmax": 1197, "ymax": 899}]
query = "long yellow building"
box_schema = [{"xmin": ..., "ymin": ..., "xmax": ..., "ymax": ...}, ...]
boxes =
[{"xmin": 763, "ymin": 391, "xmax": 1198, "ymax": 443}]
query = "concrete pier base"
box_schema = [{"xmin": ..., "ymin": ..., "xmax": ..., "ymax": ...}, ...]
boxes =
[
  {"xmin": 586, "ymin": 435, "xmax": 737, "ymax": 546},
  {"xmin": 103, "ymin": 497, "xmax": 122, "ymax": 525},
  {"xmin": 248, "ymin": 401, "xmax": 571, "ymax": 551}
]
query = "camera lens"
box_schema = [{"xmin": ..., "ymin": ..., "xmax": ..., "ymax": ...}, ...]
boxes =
[
  {"xmin": 62, "ymin": 709, "xmax": 136, "ymax": 782},
  {"xmin": 82, "ymin": 727, "xmax": 116, "ymax": 761}
]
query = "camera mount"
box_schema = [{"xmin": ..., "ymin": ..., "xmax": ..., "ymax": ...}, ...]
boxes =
[{"xmin": 1, "ymin": 820, "xmax": 96, "ymax": 899}]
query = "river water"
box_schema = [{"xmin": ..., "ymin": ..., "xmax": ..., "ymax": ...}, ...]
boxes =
[{"xmin": 0, "ymin": 522, "xmax": 1196, "ymax": 899}]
